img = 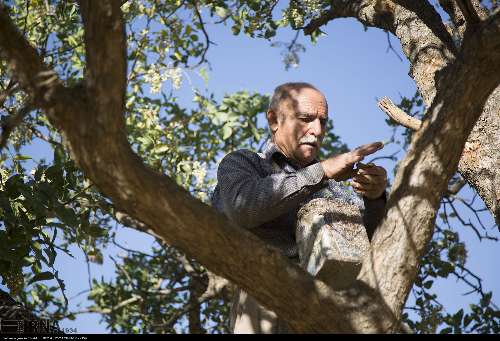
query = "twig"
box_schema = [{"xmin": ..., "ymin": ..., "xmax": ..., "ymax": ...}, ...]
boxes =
[
  {"xmin": 0, "ymin": 101, "xmax": 33, "ymax": 151},
  {"xmin": 445, "ymin": 197, "xmax": 497, "ymax": 241},
  {"xmin": 377, "ymin": 97, "xmax": 422, "ymax": 130},
  {"xmin": 112, "ymin": 237, "xmax": 155, "ymax": 258},
  {"xmin": 385, "ymin": 31, "xmax": 403, "ymax": 61},
  {"xmin": 192, "ymin": 1, "xmax": 215, "ymax": 68},
  {"xmin": 110, "ymin": 255, "xmax": 137, "ymax": 290},
  {"xmin": 446, "ymin": 176, "xmax": 466, "ymax": 195},
  {"xmin": 61, "ymin": 183, "xmax": 94, "ymax": 206},
  {"xmin": 367, "ymin": 150, "xmax": 399, "ymax": 164}
]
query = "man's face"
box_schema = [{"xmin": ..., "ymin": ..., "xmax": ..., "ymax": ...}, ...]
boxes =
[{"xmin": 272, "ymin": 87, "xmax": 328, "ymax": 167}]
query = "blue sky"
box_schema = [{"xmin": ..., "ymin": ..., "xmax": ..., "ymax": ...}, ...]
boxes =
[{"xmin": 3, "ymin": 8, "xmax": 498, "ymax": 334}]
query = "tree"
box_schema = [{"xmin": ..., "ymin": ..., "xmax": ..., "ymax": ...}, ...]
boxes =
[{"xmin": 0, "ymin": 0, "xmax": 498, "ymax": 333}]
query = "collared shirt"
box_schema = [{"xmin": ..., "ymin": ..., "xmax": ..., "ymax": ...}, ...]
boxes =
[{"xmin": 212, "ymin": 142, "xmax": 386, "ymax": 258}]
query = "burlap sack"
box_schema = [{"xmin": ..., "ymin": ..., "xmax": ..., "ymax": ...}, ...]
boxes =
[{"xmin": 296, "ymin": 197, "xmax": 370, "ymax": 290}]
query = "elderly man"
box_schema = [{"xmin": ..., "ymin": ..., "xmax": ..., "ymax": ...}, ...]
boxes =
[{"xmin": 212, "ymin": 82, "xmax": 388, "ymax": 333}]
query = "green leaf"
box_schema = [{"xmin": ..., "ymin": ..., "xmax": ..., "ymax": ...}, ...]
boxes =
[
  {"xmin": 231, "ymin": 24, "xmax": 241, "ymax": 35},
  {"xmin": 199, "ymin": 68, "xmax": 209, "ymax": 85},
  {"xmin": 23, "ymin": 256, "xmax": 36, "ymax": 266},
  {"xmin": 453, "ymin": 309, "xmax": 464, "ymax": 325},
  {"xmin": 222, "ymin": 125, "xmax": 232, "ymax": 140},
  {"xmin": 215, "ymin": 6, "xmax": 228, "ymax": 19},
  {"xmin": 13, "ymin": 155, "xmax": 32, "ymax": 161},
  {"xmin": 43, "ymin": 247, "xmax": 56, "ymax": 267},
  {"xmin": 69, "ymin": 4, "xmax": 76, "ymax": 17},
  {"xmin": 28, "ymin": 271, "xmax": 54, "ymax": 285},
  {"xmin": 480, "ymin": 292, "xmax": 492, "ymax": 307},
  {"xmin": 463, "ymin": 314, "xmax": 472, "ymax": 327},
  {"xmin": 440, "ymin": 327, "xmax": 452, "ymax": 334},
  {"xmin": 54, "ymin": 205, "xmax": 79, "ymax": 227},
  {"xmin": 53, "ymin": 145, "xmax": 66, "ymax": 166}
]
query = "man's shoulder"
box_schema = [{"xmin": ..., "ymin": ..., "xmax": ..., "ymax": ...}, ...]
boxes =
[
  {"xmin": 217, "ymin": 149, "xmax": 272, "ymax": 179},
  {"xmin": 219, "ymin": 148, "xmax": 265, "ymax": 166}
]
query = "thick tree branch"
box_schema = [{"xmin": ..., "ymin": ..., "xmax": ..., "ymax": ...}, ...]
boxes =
[
  {"xmin": 376, "ymin": 88, "xmax": 499, "ymax": 224},
  {"xmin": 304, "ymin": 0, "xmax": 398, "ymax": 36},
  {"xmin": 306, "ymin": 5, "xmax": 498, "ymax": 229},
  {"xmin": 360, "ymin": 10, "xmax": 500, "ymax": 319},
  {"xmin": 77, "ymin": 0, "xmax": 127, "ymax": 125}
]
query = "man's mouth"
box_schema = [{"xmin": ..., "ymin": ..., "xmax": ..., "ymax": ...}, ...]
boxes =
[{"xmin": 300, "ymin": 142, "xmax": 317, "ymax": 148}]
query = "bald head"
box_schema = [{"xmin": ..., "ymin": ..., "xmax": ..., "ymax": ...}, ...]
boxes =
[
  {"xmin": 266, "ymin": 82, "xmax": 329, "ymax": 166},
  {"xmin": 268, "ymin": 82, "xmax": 328, "ymax": 120}
]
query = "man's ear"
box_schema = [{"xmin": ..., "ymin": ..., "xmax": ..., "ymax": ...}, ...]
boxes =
[{"xmin": 267, "ymin": 110, "xmax": 279, "ymax": 134}]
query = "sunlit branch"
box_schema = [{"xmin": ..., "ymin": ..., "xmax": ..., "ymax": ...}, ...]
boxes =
[{"xmin": 377, "ymin": 97, "xmax": 422, "ymax": 130}]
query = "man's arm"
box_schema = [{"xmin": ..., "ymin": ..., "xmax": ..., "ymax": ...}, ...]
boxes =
[
  {"xmin": 363, "ymin": 194, "xmax": 387, "ymax": 241},
  {"xmin": 213, "ymin": 150, "xmax": 326, "ymax": 229}
]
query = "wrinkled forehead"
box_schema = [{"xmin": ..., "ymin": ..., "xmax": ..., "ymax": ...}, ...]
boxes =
[{"xmin": 282, "ymin": 87, "xmax": 328, "ymax": 115}]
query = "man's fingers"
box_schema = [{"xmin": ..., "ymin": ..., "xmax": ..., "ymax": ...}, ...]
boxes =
[
  {"xmin": 353, "ymin": 174, "xmax": 385, "ymax": 185},
  {"xmin": 352, "ymin": 180, "xmax": 376, "ymax": 191},
  {"xmin": 346, "ymin": 153, "xmax": 364, "ymax": 165},
  {"xmin": 357, "ymin": 165, "xmax": 387, "ymax": 177},
  {"xmin": 353, "ymin": 142, "xmax": 384, "ymax": 157},
  {"xmin": 352, "ymin": 186, "xmax": 368, "ymax": 196}
]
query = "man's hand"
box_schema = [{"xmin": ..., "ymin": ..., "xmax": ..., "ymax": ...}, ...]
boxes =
[
  {"xmin": 351, "ymin": 162, "xmax": 387, "ymax": 200},
  {"xmin": 320, "ymin": 142, "xmax": 384, "ymax": 182}
]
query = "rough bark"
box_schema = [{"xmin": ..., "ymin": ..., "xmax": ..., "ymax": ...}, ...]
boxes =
[
  {"xmin": 305, "ymin": 0, "xmax": 500, "ymax": 223},
  {"xmin": 457, "ymin": 88, "xmax": 500, "ymax": 225},
  {"xmin": 0, "ymin": 0, "xmax": 498, "ymax": 333}
]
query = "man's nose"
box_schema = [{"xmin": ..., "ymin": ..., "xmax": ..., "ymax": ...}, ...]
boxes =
[{"xmin": 307, "ymin": 118, "xmax": 323, "ymax": 136}]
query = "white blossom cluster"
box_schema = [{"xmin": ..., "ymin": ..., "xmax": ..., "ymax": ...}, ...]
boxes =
[
  {"xmin": 191, "ymin": 161, "xmax": 207, "ymax": 189},
  {"xmin": 283, "ymin": 0, "xmax": 324, "ymax": 27},
  {"xmin": 144, "ymin": 64, "xmax": 183, "ymax": 94}
]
